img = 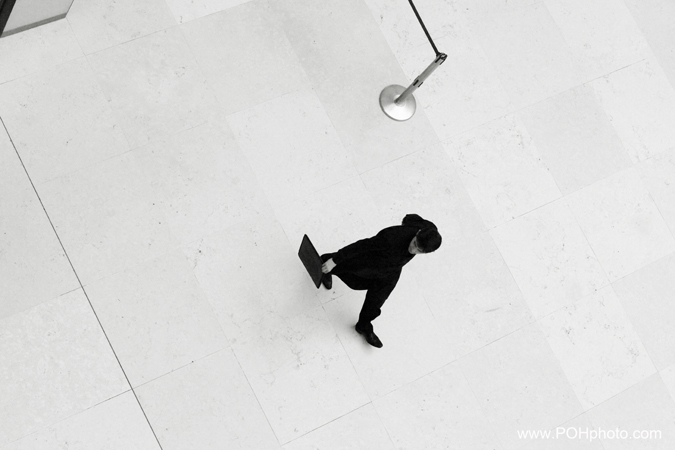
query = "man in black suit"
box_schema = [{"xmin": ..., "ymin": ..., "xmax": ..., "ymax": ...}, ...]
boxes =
[{"xmin": 321, "ymin": 214, "xmax": 441, "ymax": 348}]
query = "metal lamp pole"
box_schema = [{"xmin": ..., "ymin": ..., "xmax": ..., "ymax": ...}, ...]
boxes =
[
  {"xmin": 379, "ymin": 0, "xmax": 445, "ymax": 122},
  {"xmin": 379, "ymin": 52, "xmax": 446, "ymax": 121}
]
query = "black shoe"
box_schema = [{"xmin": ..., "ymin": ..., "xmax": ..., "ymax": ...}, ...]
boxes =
[
  {"xmin": 322, "ymin": 273, "xmax": 332, "ymax": 289},
  {"xmin": 355, "ymin": 323, "xmax": 383, "ymax": 348}
]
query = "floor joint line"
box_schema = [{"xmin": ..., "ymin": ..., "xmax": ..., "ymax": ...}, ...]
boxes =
[{"xmin": 1, "ymin": 116, "xmax": 165, "ymax": 449}]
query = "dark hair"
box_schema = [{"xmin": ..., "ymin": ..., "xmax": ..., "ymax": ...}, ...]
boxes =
[{"xmin": 416, "ymin": 228, "xmax": 442, "ymax": 253}]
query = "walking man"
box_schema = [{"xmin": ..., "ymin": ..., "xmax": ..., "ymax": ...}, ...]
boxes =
[{"xmin": 321, "ymin": 214, "xmax": 441, "ymax": 348}]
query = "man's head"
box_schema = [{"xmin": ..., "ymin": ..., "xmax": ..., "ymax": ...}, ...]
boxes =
[{"xmin": 408, "ymin": 228, "xmax": 442, "ymax": 254}]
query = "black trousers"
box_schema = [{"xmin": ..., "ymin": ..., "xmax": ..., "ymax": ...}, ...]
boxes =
[{"xmin": 322, "ymin": 254, "xmax": 399, "ymax": 333}]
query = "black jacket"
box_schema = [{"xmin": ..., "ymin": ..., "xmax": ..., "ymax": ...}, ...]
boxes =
[{"xmin": 332, "ymin": 214, "xmax": 437, "ymax": 280}]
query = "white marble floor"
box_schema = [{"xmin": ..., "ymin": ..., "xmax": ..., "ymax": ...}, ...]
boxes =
[{"xmin": 2, "ymin": 0, "xmax": 675, "ymax": 448}]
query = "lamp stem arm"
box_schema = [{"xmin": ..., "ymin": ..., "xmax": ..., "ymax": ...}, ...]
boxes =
[{"xmin": 394, "ymin": 52, "xmax": 447, "ymax": 106}]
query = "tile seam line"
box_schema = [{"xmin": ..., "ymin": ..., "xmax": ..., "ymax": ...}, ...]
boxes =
[
  {"xmin": 0, "ymin": 116, "xmax": 166, "ymax": 450},
  {"xmin": 433, "ymin": 57, "xmax": 650, "ymax": 146},
  {"xmin": 229, "ymin": 347, "xmax": 283, "ymax": 447},
  {"xmin": 2, "ymin": 389, "xmax": 133, "ymax": 447}
]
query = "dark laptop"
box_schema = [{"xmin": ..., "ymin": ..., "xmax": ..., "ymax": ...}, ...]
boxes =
[{"xmin": 298, "ymin": 234, "xmax": 323, "ymax": 289}]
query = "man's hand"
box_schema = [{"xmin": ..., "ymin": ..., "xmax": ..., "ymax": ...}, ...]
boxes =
[{"xmin": 322, "ymin": 258, "xmax": 336, "ymax": 274}]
